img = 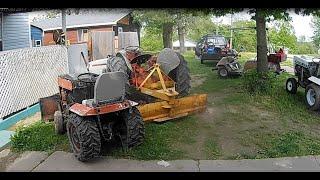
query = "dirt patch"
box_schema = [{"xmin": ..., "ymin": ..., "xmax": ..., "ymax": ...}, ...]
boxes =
[
  {"xmin": 8, "ymin": 112, "xmax": 41, "ymax": 131},
  {"xmin": 190, "ymin": 75, "xmax": 206, "ymax": 88}
]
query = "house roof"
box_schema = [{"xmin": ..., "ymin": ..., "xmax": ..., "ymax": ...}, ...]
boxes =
[
  {"xmin": 173, "ymin": 40, "xmax": 196, "ymax": 47},
  {"xmin": 31, "ymin": 9, "xmax": 132, "ymax": 31}
]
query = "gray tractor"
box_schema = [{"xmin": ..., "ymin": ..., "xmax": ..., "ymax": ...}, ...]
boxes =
[{"xmin": 286, "ymin": 55, "xmax": 320, "ymax": 110}]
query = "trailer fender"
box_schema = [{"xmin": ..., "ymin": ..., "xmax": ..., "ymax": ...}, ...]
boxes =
[{"xmin": 308, "ymin": 76, "xmax": 320, "ymax": 86}]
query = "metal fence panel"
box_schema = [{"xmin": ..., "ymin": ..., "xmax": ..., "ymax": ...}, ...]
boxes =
[{"xmin": 0, "ymin": 45, "xmax": 68, "ymax": 119}]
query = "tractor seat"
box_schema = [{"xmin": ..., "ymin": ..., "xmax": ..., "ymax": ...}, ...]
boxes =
[{"xmin": 82, "ymin": 71, "xmax": 126, "ymax": 107}]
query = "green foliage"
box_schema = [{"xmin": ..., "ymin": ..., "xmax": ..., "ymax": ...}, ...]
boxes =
[
  {"xmin": 10, "ymin": 121, "xmax": 69, "ymax": 153},
  {"xmin": 242, "ymin": 70, "xmax": 277, "ymax": 94},
  {"xmin": 232, "ymin": 20, "xmax": 257, "ymax": 52},
  {"xmin": 312, "ymin": 16, "xmax": 320, "ymax": 48},
  {"xmin": 268, "ymin": 21, "xmax": 297, "ymax": 53},
  {"xmin": 294, "ymin": 42, "xmax": 318, "ymax": 54},
  {"xmin": 140, "ymin": 26, "xmax": 163, "ymax": 51}
]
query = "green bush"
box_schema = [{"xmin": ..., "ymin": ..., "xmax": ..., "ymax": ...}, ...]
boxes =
[
  {"xmin": 10, "ymin": 121, "xmax": 69, "ymax": 152},
  {"xmin": 242, "ymin": 70, "xmax": 277, "ymax": 94}
]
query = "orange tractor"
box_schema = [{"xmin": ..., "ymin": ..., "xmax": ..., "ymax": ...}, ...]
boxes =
[{"xmin": 40, "ymin": 47, "xmax": 207, "ymax": 161}]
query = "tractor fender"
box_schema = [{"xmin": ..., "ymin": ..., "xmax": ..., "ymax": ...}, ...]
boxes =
[
  {"xmin": 115, "ymin": 50, "xmax": 133, "ymax": 72},
  {"xmin": 157, "ymin": 48, "xmax": 181, "ymax": 75},
  {"xmin": 308, "ymin": 76, "xmax": 320, "ymax": 86}
]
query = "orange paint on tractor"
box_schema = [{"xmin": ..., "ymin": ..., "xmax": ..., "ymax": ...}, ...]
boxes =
[{"xmin": 57, "ymin": 77, "xmax": 73, "ymax": 91}]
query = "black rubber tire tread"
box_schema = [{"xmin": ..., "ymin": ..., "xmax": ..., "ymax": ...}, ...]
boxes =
[
  {"xmin": 217, "ymin": 66, "xmax": 229, "ymax": 78},
  {"xmin": 120, "ymin": 107, "xmax": 145, "ymax": 148},
  {"xmin": 286, "ymin": 78, "xmax": 298, "ymax": 94},
  {"xmin": 66, "ymin": 113, "xmax": 101, "ymax": 162},
  {"xmin": 169, "ymin": 53, "xmax": 191, "ymax": 97},
  {"xmin": 54, "ymin": 111, "xmax": 65, "ymax": 135},
  {"xmin": 305, "ymin": 83, "xmax": 320, "ymax": 111}
]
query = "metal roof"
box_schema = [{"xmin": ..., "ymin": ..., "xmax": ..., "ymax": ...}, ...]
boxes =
[{"xmin": 31, "ymin": 9, "xmax": 132, "ymax": 31}]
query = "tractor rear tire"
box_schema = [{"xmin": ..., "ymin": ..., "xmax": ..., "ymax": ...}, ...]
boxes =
[
  {"xmin": 54, "ymin": 111, "xmax": 65, "ymax": 135},
  {"xmin": 305, "ymin": 83, "xmax": 320, "ymax": 111},
  {"xmin": 169, "ymin": 53, "xmax": 191, "ymax": 97},
  {"xmin": 286, "ymin": 78, "xmax": 298, "ymax": 94},
  {"xmin": 118, "ymin": 107, "xmax": 145, "ymax": 149},
  {"xmin": 66, "ymin": 113, "xmax": 101, "ymax": 162},
  {"xmin": 105, "ymin": 56, "xmax": 129, "ymax": 79}
]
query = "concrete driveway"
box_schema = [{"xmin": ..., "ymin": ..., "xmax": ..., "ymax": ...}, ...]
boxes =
[{"xmin": 4, "ymin": 151, "xmax": 320, "ymax": 172}]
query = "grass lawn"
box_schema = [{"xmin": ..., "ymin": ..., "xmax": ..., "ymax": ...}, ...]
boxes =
[{"xmin": 10, "ymin": 51, "xmax": 320, "ymax": 160}]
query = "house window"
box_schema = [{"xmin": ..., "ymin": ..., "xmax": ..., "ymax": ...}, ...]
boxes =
[
  {"xmin": 35, "ymin": 40, "xmax": 41, "ymax": 47},
  {"xmin": 78, "ymin": 29, "xmax": 88, "ymax": 42}
]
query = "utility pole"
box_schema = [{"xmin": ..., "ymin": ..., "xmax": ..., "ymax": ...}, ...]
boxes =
[
  {"xmin": 62, "ymin": 9, "xmax": 67, "ymax": 46},
  {"xmin": 230, "ymin": 14, "xmax": 233, "ymax": 49}
]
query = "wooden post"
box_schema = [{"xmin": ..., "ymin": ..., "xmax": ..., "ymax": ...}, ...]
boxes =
[{"xmin": 62, "ymin": 9, "xmax": 67, "ymax": 46}]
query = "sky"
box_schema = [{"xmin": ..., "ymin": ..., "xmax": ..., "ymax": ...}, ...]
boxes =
[{"xmin": 29, "ymin": 10, "xmax": 315, "ymax": 42}]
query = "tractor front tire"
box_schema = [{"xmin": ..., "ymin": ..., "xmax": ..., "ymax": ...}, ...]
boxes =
[
  {"xmin": 217, "ymin": 66, "xmax": 229, "ymax": 78},
  {"xmin": 54, "ymin": 111, "xmax": 65, "ymax": 135},
  {"xmin": 286, "ymin": 78, "xmax": 298, "ymax": 94},
  {"xmin": 118, "ymin": 107, "xmax": 145, "ymax": 149},
  {"xmin": 305, "ymin": 83, "xmax": 320, "ymax": 111},
  {"xmin": 66, "ymin": 114, "xmax": 101, "ymax": 162},
  {"xmin": 168, "ymin": 53, "xmax": 191, "ymax": 97}
]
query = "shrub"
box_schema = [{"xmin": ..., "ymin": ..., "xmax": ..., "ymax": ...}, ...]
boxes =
[{"xmin": 242, "ymin": 69, "xmax": 277, "ymax": 94}]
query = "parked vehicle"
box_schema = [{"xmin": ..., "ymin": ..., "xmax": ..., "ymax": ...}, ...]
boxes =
[
  {"xmin": 286, "ymin": 55, "xmax": 320, "ymax": 110},
  {"xmin": 195, "ymin": 34, "xmax": 238, "ymax": 64}
]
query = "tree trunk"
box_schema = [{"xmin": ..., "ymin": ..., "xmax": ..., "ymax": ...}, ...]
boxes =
[
  {"xmin": 163, "ymin": 23, "xmax": 173, "ymax": 49},
  {"xmin": 178, "ymin": 19, "xmax": 186, "ymax": 53},
  {"xmin": 255, "ymin": 9, "xmax": 268, "ymax": 73}
]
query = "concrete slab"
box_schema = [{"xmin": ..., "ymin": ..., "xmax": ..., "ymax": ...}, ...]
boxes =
[
  {"xmin": 199, "ymin": 156, "xmax": 320, "ymax": 172},
  {"xmin": 33, "ymin": 151, "xmax": 198, "ymax": 172},
  {"xmin": 6, "ymin": 151, "xmax": 48, "ymax": 172},
  {"xmin": 0, "ymin": 149, "xmax": 11, "ymax": 159},
  {"xmin": 0, "ymin": 130, "xmax": 15, "ymax": 149}
]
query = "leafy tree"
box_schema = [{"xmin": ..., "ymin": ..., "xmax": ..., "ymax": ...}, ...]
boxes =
[
  {"xmin": 312, "ymin": 16, "xmax": 320, "ymax": 48},
  {"xmin": 268, "ymin": 20, "xmax": 297, "ymax": 53}
]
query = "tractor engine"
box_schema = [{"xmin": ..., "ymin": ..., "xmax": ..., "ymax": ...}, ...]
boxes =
[{"xmin": 293, "ymin": 56, "xmax": 320, "ymax": 88}]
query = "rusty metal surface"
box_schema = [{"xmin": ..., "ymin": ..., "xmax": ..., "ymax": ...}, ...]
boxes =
[
  {"xmin": 57, "ymin": 77, "xmax": 73, "ymax": 91},
  {"xmin": 39, "ymin": 94, "xmax": 60, "ymax": 121},
  {"xmin": 69, "ymin": 100, "xmax": 137, "ymax": 116}
]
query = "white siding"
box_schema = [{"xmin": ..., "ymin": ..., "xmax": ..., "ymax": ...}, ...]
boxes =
[{"xmin": 2, "ymin": 13, "xmax": 31, "ymax": 51}]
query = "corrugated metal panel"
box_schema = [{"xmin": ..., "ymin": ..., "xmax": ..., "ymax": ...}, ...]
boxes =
[{"xmin": 2, "ymin": 13, "xmax": 31, "ymax": 51}]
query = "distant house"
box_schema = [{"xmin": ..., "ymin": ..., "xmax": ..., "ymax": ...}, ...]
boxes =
[
  {"xmin": 30, "ymin": 25, "xmax": 43, "ymax": 47},
  {"xmin": 31, "ymin": 9, "xmax": 141, "ymax": 48},
  {"xmin": 173, "ymin": 40, "xmax": 196, "ymax": 51},
  {"xmin": 0, "ymin": 12, "xmax": 31, "ymax": 51}
]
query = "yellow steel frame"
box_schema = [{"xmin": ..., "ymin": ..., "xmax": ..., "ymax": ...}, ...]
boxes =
[{"xmin": 137, "ymin": 63, "xmax": 207, "ymax": 122}]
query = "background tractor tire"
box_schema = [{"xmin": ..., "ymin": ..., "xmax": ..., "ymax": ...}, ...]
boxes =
[
  {"xmin": 54, "ymin": 111, "xmax": 65, "ymax": 135},
  {"xmin": 217, "ymin": 66, "xmax": 229, "ymax": 78},
  {"xmin": 305, "ymin": 83, "xmax": 320, "ymax": 111},
  {"xmin": 168, "ymin": 53, "xmax": 191, "ymax": 97},
  {"xmin": 118, "ymin": 107, "xmax": 145, "ymax": 149},
  {"xmin": 66, "ymin": 114, "xmax": 101, "ymax": 162},
  {"xmin": 105, "ymin": 56, "xmax": 129, "ymax": 79},
  {"xmin": 286, "ymin": 78, "xmax": 298, "ymax": 94}
]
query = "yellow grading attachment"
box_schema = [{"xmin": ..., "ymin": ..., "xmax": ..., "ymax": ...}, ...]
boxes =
[{"xmin": 136, "ymin": 63, "xmax": 207, "ymax": 122}]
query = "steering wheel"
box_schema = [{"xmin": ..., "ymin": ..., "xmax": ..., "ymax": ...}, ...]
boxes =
[
  {"xmin": 77, "ymin": 73, "xmax": 99, "ymax": 83},
  {"xmin": 125, "ymin": 46, "xmax": 142, "ymax": 53}
]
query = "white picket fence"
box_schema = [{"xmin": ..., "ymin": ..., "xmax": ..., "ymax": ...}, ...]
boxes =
[{"xmin": 0, "ymin": 45, "xmax": 68, "ymax": 119}]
